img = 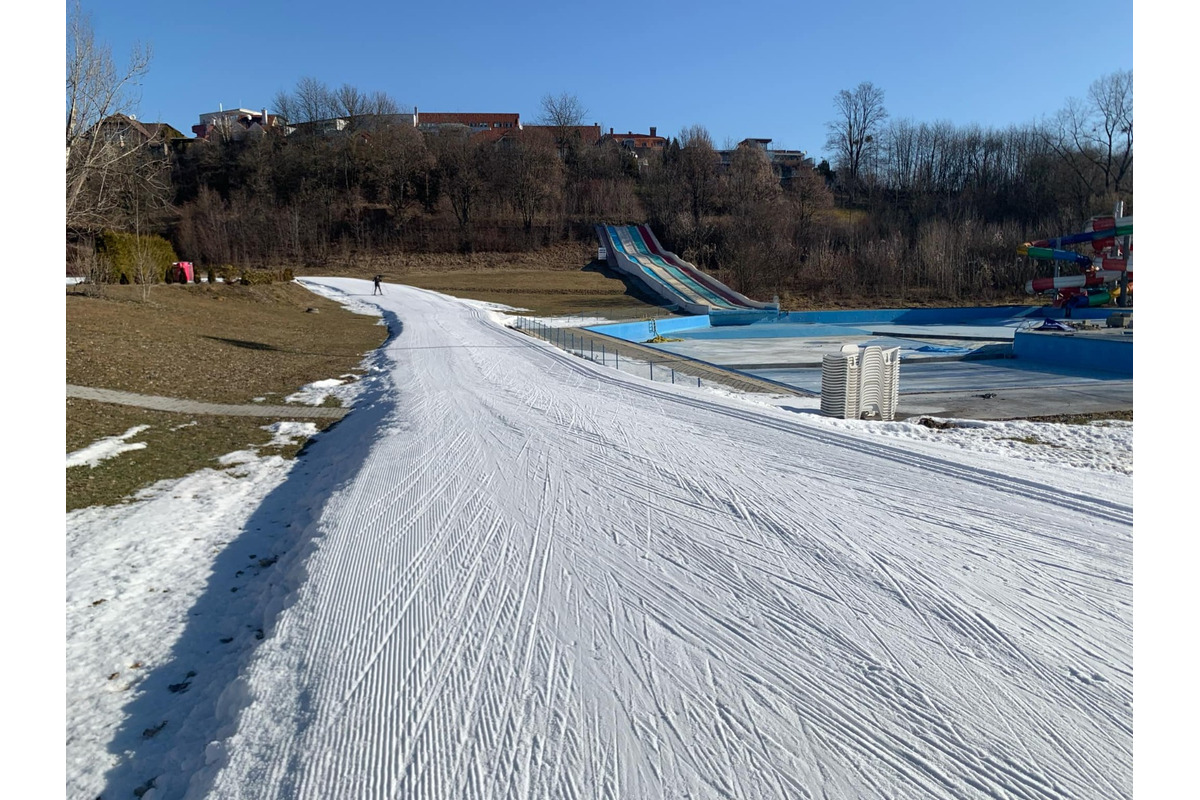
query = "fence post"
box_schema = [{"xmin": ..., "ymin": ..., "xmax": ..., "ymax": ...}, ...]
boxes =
[
  {"xmin": 602, "ymin": 343, "xmax": 606, "ymax": 365},
  {"xmin": 671, "ymin": 368, "xmax": 675, "ymax": 384},
  {"xmin": 650, "ymin": 361, "xmax": 654, "ymax": 381}
]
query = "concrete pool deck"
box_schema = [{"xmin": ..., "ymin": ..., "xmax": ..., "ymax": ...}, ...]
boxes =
[{"xmin": 583, "ymin": 308, "xmax": 1133, "ymax": 421}]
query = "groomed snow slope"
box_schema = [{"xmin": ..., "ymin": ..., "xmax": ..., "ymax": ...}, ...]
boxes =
[{"xmin": 192, "ymin": 279, "xmax": 1130, "ymax": 799}]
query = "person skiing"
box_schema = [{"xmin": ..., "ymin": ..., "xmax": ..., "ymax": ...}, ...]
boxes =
[{"xmin": 373, "ymin": 275, "xmax": 383, "ymax": 295}]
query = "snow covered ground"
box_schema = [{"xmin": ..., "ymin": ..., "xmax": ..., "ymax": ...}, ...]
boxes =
[{"xmin": 65, "ymin": 278, "xmax": 1134, "ymax": 799}]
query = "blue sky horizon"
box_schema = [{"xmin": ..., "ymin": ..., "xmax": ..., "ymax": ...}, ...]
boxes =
[{"xmin": 74, "ymin": 0, "xmax": 1131, "ymax": 160}]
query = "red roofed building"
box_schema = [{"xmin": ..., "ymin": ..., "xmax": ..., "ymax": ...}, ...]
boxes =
[
  {"xmin": 598, "ymin": 126, "xmax": 667, "ymax": 153},
  {"xmin": 415, "ymin": 109, "xmax": 521, "ymax": 132}
]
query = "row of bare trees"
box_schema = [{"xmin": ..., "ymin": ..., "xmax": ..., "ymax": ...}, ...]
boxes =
[
  {"xmin": 823, "ymin": 75, "xmax": 1132, "ymax": 225},
  {"xmin": 66, "ymin": 3, "xmax": 1131, "ymax": 304}
]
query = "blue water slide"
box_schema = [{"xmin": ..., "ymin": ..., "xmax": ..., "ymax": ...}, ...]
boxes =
[
  {"xmin": 638, "ymin": 225, "xmax": 777, "ymax": 311},
  {"xmin": 621, "ymin": 227, "xmax": 737, "ymax": 309},
  {"xmin": 612, "ymin": 226, "xmax": 736, "ymax": 310},
  {"xmin": 596, "ymin": 225, "xmax": 709, "ymax": 314}
]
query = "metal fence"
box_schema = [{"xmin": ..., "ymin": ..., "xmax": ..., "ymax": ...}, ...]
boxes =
[{"xmin": 509, "ymin": 317, "xmax": 707, "ymax": 389}]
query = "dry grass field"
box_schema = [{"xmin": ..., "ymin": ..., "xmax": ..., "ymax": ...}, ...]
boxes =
[
  {"xmin": 293, "ymin": 243, "xmax": 675, "ymax": 318},
  {"xmin": 65, "ymin": 257, "xmax": 668, "ymax": 509},
  {"xmin": 66, "ymin": 281, "xmax": 389, "ymax": 510}
]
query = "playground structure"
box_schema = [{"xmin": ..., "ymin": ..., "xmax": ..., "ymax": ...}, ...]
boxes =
[
  {"xmin": 595, "ymin": 224, "xmax": 779, "ymax": 316},
  {"xmin": 1020, "ymin": 211, "xmax": 1132, "ymax": 309}
]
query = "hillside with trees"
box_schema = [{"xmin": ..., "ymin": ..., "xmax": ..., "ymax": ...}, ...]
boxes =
[{"xmin": 67, "ymin": 6, "xmax": 1130, "ymax": 306}]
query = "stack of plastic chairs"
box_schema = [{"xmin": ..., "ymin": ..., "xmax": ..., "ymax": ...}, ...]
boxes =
[
  {"xmin": 820, "ymin": 345, "xmax": 860, "ymax": 419},
  {"xmin": 821, "ymin": 344, "xmax": 901, "ymax": 420},
  {"xmin": 879, "ymin": 347, "xmax": 901, "ymax": 421},
  {"xmin": 858, "ymin": 346, "xmax": 885, "ymax": 419}
]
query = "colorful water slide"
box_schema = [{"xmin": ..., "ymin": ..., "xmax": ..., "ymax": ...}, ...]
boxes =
[
  {"xmin": 1018, "ymin": 216, "xmax": 1133, "ymax": 254},
  {"xmin": 1025, "ymin": 266, "xmax": 1132, "ymax": 295},
  {"xmin": 614, "ymin": 226, "xmax": 737, "ymax": 309},
  {"xmin": 1021, "ymin": 217, "xmax": 1132, "ymax": 297},
  {"xmin": 637, "ymin": 226, "xmax": 778, "ymax": 311},
  {"xmin": 595, "ymin": 224, "xmax": 779, "ymax": 315}
]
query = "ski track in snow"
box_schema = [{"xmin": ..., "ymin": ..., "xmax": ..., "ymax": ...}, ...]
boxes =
[{"xmin": 110, "ymin": 279, "xmax": 1130, "ymax": 799}]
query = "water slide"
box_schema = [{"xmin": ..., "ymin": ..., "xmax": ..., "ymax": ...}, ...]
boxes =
[
  {"xmin": 595, "ymin": 224, "xmax": 779, "ymax": 315},
  {"xmin": 1021, "ymin": 216, "xmax": 1132, "ymax": 297},
  {"xmin": 637, "ymin": 226, "xmax": 778, "ymax": 311},
  {"xmin": 1018, "ymin": 215, "xmax": 1132, "ymax": 254}
]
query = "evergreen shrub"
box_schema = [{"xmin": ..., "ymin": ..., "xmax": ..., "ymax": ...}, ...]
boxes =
[{"xmin": 97, "ymin": 231, "xmax": 179, "ymax": 284}]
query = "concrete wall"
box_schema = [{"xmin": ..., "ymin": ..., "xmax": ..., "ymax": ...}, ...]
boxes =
[
  {"xmin": 1013, "ymin": 331, "xmax": 1133, "ymax": 376},
  {"xmin": 586, "ymin": 316, "xmax": 710, "ymax": 342}
]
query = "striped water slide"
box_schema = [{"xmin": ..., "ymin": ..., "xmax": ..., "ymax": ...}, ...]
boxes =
[
  {"xmin": 607, "ymin": 226, "xmax": 726, "ymax": 311},
  {"xmin": 636, "ymin": 225, "xmax": 777, "ymax": 310},
  {"xmin": 1021, "ymin": 217, "xmax": 1132, "ymax": 294},
  {"xmin": 1021, "ymin": 216, "xmax": 1132, "ymax": 251},
  {"xmin": 616, "ymin": 226, "xmax": 738, "ymax": 309},
  {"xmin": 1025, "ymin": 270, "xmax": 1129, "ymax": 294},
  {"xmin": 599, "ymin": 225, "xmax": 709, "ymax": 313}
]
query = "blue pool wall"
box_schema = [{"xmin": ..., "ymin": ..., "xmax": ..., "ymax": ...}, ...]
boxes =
[
  {"xmin": 586, "ymin": 306, "xmax": 1119, "ymax": 344},
  {"xmin": 1013, "ymin": 331, "xmax": 1133, "ymax": 376}
]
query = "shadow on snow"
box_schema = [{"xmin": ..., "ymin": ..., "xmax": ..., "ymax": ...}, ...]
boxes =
[{"xmin": 98, "ymin": 311, "xmax": 404, "ymax": 799}]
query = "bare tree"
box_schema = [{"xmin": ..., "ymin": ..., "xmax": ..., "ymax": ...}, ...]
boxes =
[
  {"xmin": 277, "ymin": 76, "xmax": 337, "ymax": 124},
  {"xmin": 1037, "ymin": 70, "xmax": 1132, "ymax": 216},
  {"xmin": 334, "ymin": 84, "xmax": 367, "ymax": 120},
  {"xmin": 538, "ymin": 92, "xmax": 588, "ymax": 157},
  {"xmin": 824, "ymin": 82, "xmax": 888, "ymax": 189},
  {"xmin": 538, "ymin": 91, "xmax": 587, "ymax": 128},
  {"xmin": 429, "ymin": 129, "xmax": 485, "ymax": 247},
  {"xmin": 66, "ymin": 0, "xmax": 153, "ymax": 233},
  {"xmin": 336, "ymin": 85, "xmax": 403, "ymax": 130},
  {"xmin": 1088, "ymin": 70, "xmax": 1133, "ymax": 193},
  {"xmin": 276, "ymin": 78, "xmax": 403, "ymax": 132},
  {"xmin": 725, "ymin": 143, "xmax": 780, "ymax": 211},
  {"xmin": 677, "ymin": 125, "xmax": 719, "ymax": 229},
  {"xmin": 486, "ymin": 131, "xmax": 562, "ymax": 236}
]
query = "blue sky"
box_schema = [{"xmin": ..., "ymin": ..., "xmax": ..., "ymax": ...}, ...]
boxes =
[{"xmin": 73, "ymin": 0, "xmax": 1132, "ymax": 159}]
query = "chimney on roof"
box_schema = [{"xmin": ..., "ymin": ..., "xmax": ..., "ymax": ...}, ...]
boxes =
[
  {"xmin": 609, "ymin": 127, "xmax": 613, "ymax": 135},
  {"xmin": 650, "ymin": 126, "xmax": 656, "ymax": 138}
]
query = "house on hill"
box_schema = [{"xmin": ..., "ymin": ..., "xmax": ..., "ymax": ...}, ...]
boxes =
[
  {"xmin": 719, "ymin": 138, "xmax": 815, "ymax": 187},
  {"xmin": 91, "ymin": 114, "xmax": 186, "ymax": 155},
  {"xmin": 599, "ymin": 127, "xmax": 667, "ymax": 154},
  {"xmin": 191, "ymin": 108, "xmax": 290, "ymax": 141},
  {"xmin": 483, "ymin": 124, "xmax": 603, "ymax": 156}
]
